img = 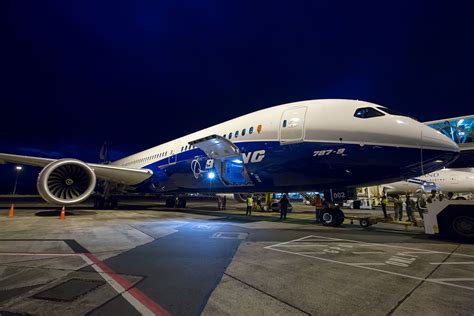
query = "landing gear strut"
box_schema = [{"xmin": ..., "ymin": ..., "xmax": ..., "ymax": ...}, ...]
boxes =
[{"xmin": 93, "ymin": 196, "xmax": 119, "ymax": 209}]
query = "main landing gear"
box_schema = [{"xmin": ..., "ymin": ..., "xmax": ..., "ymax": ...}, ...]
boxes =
[
  {"xmin": 93, "ymin": 196, "xmax": 119, "ymax": 209},
  {"xmin": 319, "ymin": 208, "xmax": 345, "ymax": 227},
  {"xmin": 165, "ymin": 196, "xmax": 187, "ymax": 208}
]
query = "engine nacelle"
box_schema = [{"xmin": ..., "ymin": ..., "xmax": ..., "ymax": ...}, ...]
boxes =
[{"xmin": 37, "ymin": 159, "xmax": 97, "ymax": 205}]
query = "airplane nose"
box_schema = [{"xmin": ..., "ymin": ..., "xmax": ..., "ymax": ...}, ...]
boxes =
[{"xmin": 421, "ymin": 125, "xmax": 460, "ymax": 153}]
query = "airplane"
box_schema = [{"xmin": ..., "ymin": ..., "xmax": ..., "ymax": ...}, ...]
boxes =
[
  {"xmin": 382, "ymin": 168, "xmax": 474, "ymax": 196},
  {"xmin": 0, "ymin": 99, "xmax": 460, "ymax": 226}
]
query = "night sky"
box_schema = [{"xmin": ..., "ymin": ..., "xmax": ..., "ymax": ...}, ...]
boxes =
[{"xmin": 1, "ymin": 1, "xmax": 473, "ymax": 193}]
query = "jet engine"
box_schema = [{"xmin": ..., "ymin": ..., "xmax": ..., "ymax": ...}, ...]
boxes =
[{"xmin": 37, "ymin": 159, "xmax": 96, "ymax": 205}]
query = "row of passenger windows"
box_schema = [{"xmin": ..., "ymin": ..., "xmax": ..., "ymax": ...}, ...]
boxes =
[
  {"xmin": 124, "ymin": 151, "xmax": 168, "ymax": 167},
  {"xmin": 180, "ymin": 144, "xmax": 197, "ymax": 152},
  {"xmin": 124, "ymin": 125, "xmax": 263, "ymax": 166},
  {"xmin": 222, "ymin": 125, "xmax": 261, "ymax": 140}
]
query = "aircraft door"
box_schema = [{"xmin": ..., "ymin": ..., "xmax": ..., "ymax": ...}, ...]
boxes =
[
  {"xmin": 168, "ymin": 153, "xmax": 177, "ymax": 165},
  {"xmin": 280, "ymin": 107, "xmax": 307, "ymax": 144}
]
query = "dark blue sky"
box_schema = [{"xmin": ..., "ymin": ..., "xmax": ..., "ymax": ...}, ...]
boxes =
[{"xmin": 1, "ymin": 1, "xmax": 473, "ymax": 174}]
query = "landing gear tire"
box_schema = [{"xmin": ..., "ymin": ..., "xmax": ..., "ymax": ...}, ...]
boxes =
[
  {"xmin": 321, "ymin": 208, "xmax": 345, "ymax": 227},
  {"xmin": 165, "ymin": 197, "xmax": 176, "ymax": 208},
  {"xmin": 177, "ymin": 197, "xmax": 187, "ymax": 208},
  {"xmin": 451, "ymin": 214, "xmax": 474, "ymax": 242},
  {"xmin": 110, "ymin": 197, "xmax": 119, "ymax": 209},
  {"xmin": 359, "ymin": 218, "xmax": 371, "ymax": 228},
  {"xmin": 439, "ymin": 208, "xmax": 474, "ymax": 242}
]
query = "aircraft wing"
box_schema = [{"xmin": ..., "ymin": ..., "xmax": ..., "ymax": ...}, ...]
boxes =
[
  {"xmin": 0, "ymin": 153, "xmax": 152, "ymax": 185},
  {"xmin": 189, "ymin": 135, "xmax": 240, "ymax": 159}
]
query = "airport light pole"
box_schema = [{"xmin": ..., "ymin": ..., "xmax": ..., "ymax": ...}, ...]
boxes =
[
  {"xmin": 9, "ymin": 166, "xmax": 22, "ymax": 217},
  {"xmin": 12, "ymin": 166, "xmax": 22, "ymax": 198}
]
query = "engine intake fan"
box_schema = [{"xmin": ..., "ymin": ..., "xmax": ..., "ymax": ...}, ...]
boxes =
[{"xmin": 37, "ymin": 159, "xmax": 96, "ymax": 205}]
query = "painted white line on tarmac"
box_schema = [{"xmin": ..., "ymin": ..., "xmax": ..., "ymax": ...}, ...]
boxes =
[
  {"xmin": 429, "ymin": 262, "xmax": 474, "ymax": 265},
  {"xmin": 305, "ymin": 235, "xmax": 474, "ymax": 258},
  {"xmin": 352, "ymin": 263, "xmax": 386, "ymax": 266},
  {"xmin": 430, "ymin": 278, "xmax": 474, "ymax": 281},
  {"xmin": 267, "ymin": 236, "xmax": 316, "ymax": 248},
  {"xmin": 297, "ymin": 252, "xmax": 326, "ymax": 255},
  {"xmin": 352, "ymin": 252, "xmax": 385, "ymax": 254},
  {"xmin": 336, "ymin": 244, "xmax": 354, "ymax": 248},
  {"xmin": 81, "ymin": 253, "xmax": 169, "ymax": 316},
  {"xmin": 267, "ymin": 246, "xmax": 474, "ymax": 291},
  {"xmin": 0, "ymin": 252, "xmax": 77, "ymax": 256},
  {"xmin": 266, "ymin": 235, "xmax": 474, "ymax": 292},
  {"xmin": 0, "ymin": 250, "xmax": 169, "ymax": 315},
  {"xmin": 275, "ymin": 244, "xmax": 329, "ymax": 247},
  {"xmin": 400, "ymin": 251, "xmax": 440, "ymax": 254}
]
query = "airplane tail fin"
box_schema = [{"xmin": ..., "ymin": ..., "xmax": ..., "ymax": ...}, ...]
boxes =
[{"xmin": 99, "ymin": 141, "xmax": 110, "ymax": 164}]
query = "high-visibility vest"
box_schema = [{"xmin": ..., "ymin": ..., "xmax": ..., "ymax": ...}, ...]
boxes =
[{"xmin": 247, "ymin": 197, "xmax": 253, "ymax": 206}]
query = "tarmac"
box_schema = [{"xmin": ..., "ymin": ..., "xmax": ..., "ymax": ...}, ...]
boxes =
[{"xmin": 0, "ymin": 198, "xmax": 473, "ymax": 315}]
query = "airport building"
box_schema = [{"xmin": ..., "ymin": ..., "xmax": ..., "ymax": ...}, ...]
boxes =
[{"xmin": 425, "ymin": 115, "xmax": 474, "ymax": 149}]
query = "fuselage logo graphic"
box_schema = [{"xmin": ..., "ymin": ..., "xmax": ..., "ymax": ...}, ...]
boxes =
[
  {"xmin": 191, "ymin": 159, "xmax": 203, "ymax": 179},
  {"xmin": 242, "ymin": 150, "xmax": 265, "ymax": 164}
]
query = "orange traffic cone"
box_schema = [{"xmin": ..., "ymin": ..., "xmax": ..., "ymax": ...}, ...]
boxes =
[
  {"xmin": 8, "ymin": 204, "xmax": 14, "ymax": 217},
  {"xmin": 59, "ymin": 206, "xmax": 65, "ymax": 220}
]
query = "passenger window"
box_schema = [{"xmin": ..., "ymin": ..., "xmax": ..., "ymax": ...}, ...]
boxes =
[
  {"xmin": 235, "ymin": 130, "xmax": 239, "ymax": 138},
  {"xmin": 354, "ymin": 107, "xmax": 385, "ymax": 119},
  {"xmin": 249, "ymin": 127, "xmax": 254, "ymax": 134},
  {"xmin": 228, "ymin": 132, "xmax": 232, "ymax": 139},
  {"xmin": 282, "ymin": 120, "xmax": 287, "ymax": 128},
  {"xmin": 223, "ymin": 134, "xmax": 226, "ymax": 138},
  {"xmin": 242, "ymin": 128, "xmax": 246, "ymax": 136}
]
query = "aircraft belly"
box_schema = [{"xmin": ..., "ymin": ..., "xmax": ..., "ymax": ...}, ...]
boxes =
[{"xmin": 146, "ymin": 141, "xmax": 459, "ymax": 193}]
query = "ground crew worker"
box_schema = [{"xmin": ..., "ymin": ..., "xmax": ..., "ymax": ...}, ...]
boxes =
[
  {"xmin": 394, "ymin": 195, "xmax": 403, "ymax": 221},
  {"xmin": 406, "ymin": 194, "xmax": 416, "ymax": 222},
  {"xmin": 256, "ymin": 195, "xmax": 262, "ymax": 211},
  {"xmin": 279, "ymin": 194, "xmax": 290, "ymax": 220},
  {"xmin": 246, "ymin": 194, "xmax": 253, "ymax": 215},
  {"xmin": 416, "ymin": 194, "xmax": 427, "ymax": 219},
  {"xmin": 381, "ymin": 194, "xmax": 388, "ymax": 219},
  {"xmin": 314, "ymin": 194, "xmax": 323, "ymax": 223},
  {"xmin": 222, "ymin": 195, "xmax": 227, "ymax": 210},
  {"xmin": 427, "ymin": 190, "xmax": 437, "ymax": 203},
  {"xmin": 217, "ymin": 195, "xmax": 222, "ymax": 210}
]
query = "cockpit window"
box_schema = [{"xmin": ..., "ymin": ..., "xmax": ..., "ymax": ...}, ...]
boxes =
[
  {"xmin": 354, "ymin": 107, "xmax": 385, "ymax": 119},
  {"xmin": 377, "ymin": 107, "xmax": 418, "ymax": 121}
]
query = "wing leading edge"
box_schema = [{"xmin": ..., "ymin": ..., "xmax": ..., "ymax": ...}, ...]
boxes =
[{"xmin": 0, "ymin": 153, "xmax": 152, "ymax": 185}]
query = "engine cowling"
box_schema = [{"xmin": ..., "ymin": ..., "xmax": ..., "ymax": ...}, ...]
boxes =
[{"xmin": 37, "ymin": 159, "xmax": 97, "ymax": 205}]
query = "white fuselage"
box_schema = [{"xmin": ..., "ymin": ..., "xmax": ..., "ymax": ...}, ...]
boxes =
[
  {"xmin": 383, "ymin": 169, "xmax": 474, "ymax": 194},
  {"xmin": 112, "ymin": 99, "xmax": 457, "ymax": 169}
]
